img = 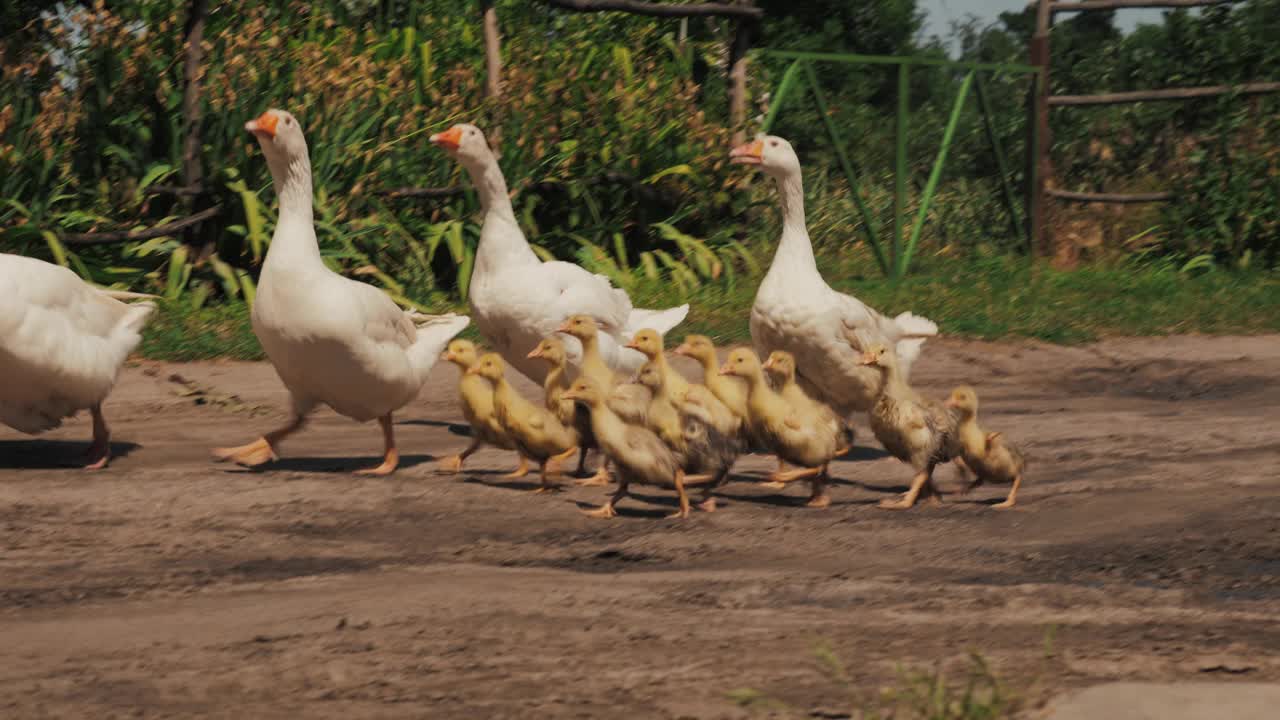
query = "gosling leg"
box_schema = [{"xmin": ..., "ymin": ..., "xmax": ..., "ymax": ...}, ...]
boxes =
[
  {"xmin": 805, "ymin": 464, "xmax": 832, "ymax": 509},
  {"xmin": 501, "ymin": 454, "xmax": 531, "ymax": 479},
  {"xmin": 993, "ymin": 473, "xmax": 1022, "ymax": 509},
  {"xmin": 667, "ymin": 470, "xmax": 691, "ymax": 520},
  {"xmin": 578, "ymin": 457, "xmax": 612, "ymax": 487},
  {"xmin": 879, "ymin": 466, "xmax": 933, "ymax": 510},
  {"xmin": 439, "ymin": 438, "xmax": 482, "ymax": 474},
  {"xmin": 583, "ymin": 482, "xmax": 629, "ymax": 519}
]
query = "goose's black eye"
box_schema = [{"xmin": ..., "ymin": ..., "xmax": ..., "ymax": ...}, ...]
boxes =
[{"xmin": 770, "ymin": 140, "xmax": 779, "ymax": 147}]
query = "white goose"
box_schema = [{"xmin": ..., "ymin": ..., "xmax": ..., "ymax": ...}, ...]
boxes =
[
  {"xmin": 0, "ymin": 254, "xmax": 155, "ymax": 468},
  {"xmin": 429, "ymin": 123, "xmax": 689, "ymax": 383},
  {"xmin": 213, "ymin": 109, "xmax": 469, "ymax": 475},
  {"xmin": 732, "ymin": 135, "xmax": 938, "ymax": 416}
]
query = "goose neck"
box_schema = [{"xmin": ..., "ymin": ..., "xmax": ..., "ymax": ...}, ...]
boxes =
[
  {"xmin": 264, "ymin": 151, "xmax": 320, "ymax": 265},
  {"xmin": 466, "ymin": 156, "xmax": 539, "ymax": 273},
  {"xmin": 768, "ymin": 169, "xmax": 816, "ymax": 272}
]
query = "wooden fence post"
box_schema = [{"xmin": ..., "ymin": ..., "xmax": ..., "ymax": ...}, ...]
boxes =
[
  {"xmin": 728, "ymin": 8, "xmax": 753, "ymax": 145},
  {"xmin": 181, "ymin": 0, "xmax": 209, "ymax": 258},
  {"xmin": 1028, "ymin": 0, "xmax": 1053, "ymax": 255},
  {"xmin": 480, "ymin": 0, "xmax": 503, "ymax": 151}
]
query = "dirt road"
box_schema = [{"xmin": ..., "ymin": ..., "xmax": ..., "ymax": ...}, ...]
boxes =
[{"xmin": 2, "ymin": 335, "xmax": 1278, "ymax": 718}]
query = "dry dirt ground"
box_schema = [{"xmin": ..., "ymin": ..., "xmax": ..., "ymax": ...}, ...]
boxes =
[{"xmin": 2, "ymin": 335, "xmax": 1278, "ymax": 718}]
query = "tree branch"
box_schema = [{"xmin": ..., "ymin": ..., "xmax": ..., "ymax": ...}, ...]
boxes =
[
  {"xmin": 61, "ymin": 206, "xmax": 223, "ymax": 245},
  {"xmin": 537, "ymin": 0, "xmax": 763, "ymax": 20}
]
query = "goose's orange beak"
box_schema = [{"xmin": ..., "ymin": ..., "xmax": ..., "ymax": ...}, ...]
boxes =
[
  {"xmin": 527, "ymin": 345, "xmax": 544, "ymax": 359},
  {"xmin": 245, "ymin": 111, "xmax": 278, "ymax": 140},
  {"xmin": 555, "ymin": 320, "xmax": 574, "ymax": 334},
  {"xmin": 729, "ymin": 139, "xmax": 763, "ymax": 165},
  {"xmin": 429, "ymin": 125, "xmax": 464, "ymax": 150},
  {"xmin": 624, "ymin": 338, "xmax": 641, "ymax": 350},
  {"xmin": 858, "ymin": 351, "xmax": 876, "ymax": 365},
  {"xmin": 761, "ymin": 356, "xmax": 776, "ymax": 371},
  {"xmin": 718, "ymin": 362, "xmax": 734, "ymax": 376},
  {"xmin": 672, "ymin": 342, "xmax": 692, "ymax": 357},
  {"xmin": 442, "ymin": 350, "xmax": 456, "ymax": 362},
  {"xmin": 465, "ymin": 365, "xmax": 481, "ymax": 376}
]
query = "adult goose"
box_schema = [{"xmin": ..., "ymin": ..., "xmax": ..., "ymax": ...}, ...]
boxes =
[
  {"xmin": 732, "ymin": 134, "xmax": 937, "ymax": 416},
  {"xmin": 430, "ymin": 123, "xmax": 688, "ymax": 383},
  {"xmin": 0, "ymin": 254, "xmax": 155, "ymax": 468},
  {"xmin": 213, "ymin": 109, "xmax": 469, "ymax": 475}
]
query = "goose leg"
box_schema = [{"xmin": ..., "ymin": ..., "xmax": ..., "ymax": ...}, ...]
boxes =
[
  {"xmin": 531, "ymin": 459, "xmax": 564, "ymax": 494},
  {"xmin": 212, "ymin": 412, "xmax": 307, "ymax": 468},
  {"xmin": 757, "ymin": 457, "xmax": 788, "ymax": 489},
  {"xmin": 583, "ymin": 482, "xmax": 628, "ymax": 519},
  {"xmin": 993, "ymin": 473, "xmax": 1022, "ymax": 509},
  {"xmin": 667, "ymin": 470, "xmax": 692, "ymax": 520},
  {"xmin": 502, "ymin": 455, "xmax": 531, "ymax": 479},
  {"xmin": 879, "ymin": 464, "xmax": 935, "ymax": 510},
  {"xmin": 83, "ymin": 404, "xmax": 111, "ymax": 470},
  {"xmin": 698, "ymin": 469, "xmax": 730, "ymax": 512},
  {"xmin": 544, "ymin": 446, "xmax": 578, "ymax": 477},
  {"xmin": 766, "ymin": 465, "xmax": 823, "ymax": 484},
  {"xmin": 439, "ymin": 438, "xmax": 482, "ymax": 474},
  {"xmin": 805, "ymin": 464, "xmax": 832, "ymax": 509},
  {"xmin": 356, "ymin": 414, "xmax": 399, "ymax": 476},
  {"xmin": 577, "ymin": 457, "xmax": 612, "ymax": 487}
]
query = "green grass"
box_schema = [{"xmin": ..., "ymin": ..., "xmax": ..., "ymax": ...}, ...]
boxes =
[
  {"xmin": 729, "ymin": 645, "xmax": 1027, "ymax": 719},
  {"xmin": 135, "ymin": 254, "xmax": 1280, "ymax": 361}
]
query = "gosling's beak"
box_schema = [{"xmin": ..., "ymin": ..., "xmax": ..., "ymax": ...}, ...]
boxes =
[
  {"xmin": 562, "ymin": 390, "xmax": 580, "ymax": 402},
  {"xmin": 527, "ymin": 346, "xmax": 544, "ymax": 359},
  {"xmin": 944, "ymin": 398, "xmax": 957, "ymax": 408},
  {"xmin": 672, "ymin": 343, "xmax": 691, "ymax": 357},
  {"xmin": 624, "ymin": 339, "xmax": 641, "ymax": 350},
  {"xmin": 729, "ymin": 138, "xmax": 763, "ymax": 165},
  {"xmin": 555, "ymin": 320, "xmax": 573, "ymax": 334},
  {"xmin": 761, "ymin": 357, "xmax": 776, "ymax": 371},
  {"xmin": 245, "ymin": 111, "xmax": 278, "ymax": 140},
  {"xmin": 718, "ymin": 362, "xmax": 733, "ymax": 376},
  {"xmin": 429, "ymin": 125, "xmax": 464, "ymax": 151},
  {"xmin": 465, "ymin": 365, "xmax": 481, "ymax": 376},
  {"xmin": 442, "ymin": 350, "xmax": 456, "ymax": 362},
  {"xmin": 858, "ymin": 352, "xmax": 876, "ymax": 366}
]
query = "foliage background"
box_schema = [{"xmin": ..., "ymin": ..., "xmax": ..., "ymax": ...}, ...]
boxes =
[{"xmin": 0, "ymin": 0, "xmax": 1277, "ymax": 322}]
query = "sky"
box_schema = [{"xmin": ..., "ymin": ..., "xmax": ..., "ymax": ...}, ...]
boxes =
[{"xmin": 918, "ymin": 0, "xmax": 1169, "ymax": 51}]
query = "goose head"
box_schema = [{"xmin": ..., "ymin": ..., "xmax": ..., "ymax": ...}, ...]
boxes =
[
  {"xmin": 246, "ymin": 109, "xmax": 307, "ymax": 166},
  {"xmin": 635, "ymin": 361, "xmax": 664, "ymax": 392},
  {"xmin": 673, "ymin": 334, "xmax": 716, "ymax": 364},
  {"xmin": 625, "ymin": 329, "xmax": 663, "ymax": 360},
  {"xmin": 556, "ymin": 314, "xmax": 600, "ymax": 341},
  {"xmin": 527, "ymin": 336, "xmax": 568, "ymax": 366},
  {"xmin": 442, "ymin": 339, "xmax": 480, "ymax": 368},
  {"xmin": 858, "ymin": 343, "xmax": 895, "ymax": 371},
  {"xmin": 945, "ymin": 385, "xmax": 979, "ymax": 417},
  {"xmin": 718, "ymin": 348, "xmax": 762, "ymax": 378},
  {"xmin": 729, "ymin": 134, "xmax": 801, "ymax": 179},
  {"xmin": 466, "ymin": 352, "xmax": 507, "ymax": 384},
  {"xmin": 762, "ymin": 350, "xmax": 797, "ymax": 383},
  {"xmin": 429, "ymin": 123, "xmax": 493, "ymax": 168},
  {"xmin": 561, "ymin": 377, "xmax": 605, "ymax": 407}
]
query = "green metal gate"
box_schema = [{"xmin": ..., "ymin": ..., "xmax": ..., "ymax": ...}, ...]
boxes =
[{"xmin": 758, "ymin": 50, "xmax": 1042, "ymax": 278}]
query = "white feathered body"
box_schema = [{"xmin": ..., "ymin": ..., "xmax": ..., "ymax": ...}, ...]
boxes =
[
  {"xmin": 253, "ymin": 219, "xmax": 468, "ymax": 421},
  {"xmin": 461, "ymin": 158, "xmax": 687, "ymax": 385},
  {"xmin": 750, "ymin": 170, "xmax": 936, "ymax": 417},
  {"xmin": 0, "ymin": 254, "xmax": 154, "ymax": 433}
]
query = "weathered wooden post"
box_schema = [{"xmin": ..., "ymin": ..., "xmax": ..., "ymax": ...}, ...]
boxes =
[
  {"xmin": 1028, "ymin": 0, "xmax": 1052, "ymax": 255},
  {"xmin": 727, "ymin": 1, "xmax": 755, "ymax": 145},
  {"xmin": 480, "ymin": 0, "xmax": 503, "ymax": 151},
  {"xmin": 181, "ymin": 0, "xmax": 209, "ymax": 258}
]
